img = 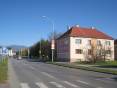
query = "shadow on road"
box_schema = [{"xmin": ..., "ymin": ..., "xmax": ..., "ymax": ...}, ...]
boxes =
[
  {"xmin": 25, "ymin": 58, "xmax": 49, "ymax": 63},
  {"xmin": 112, "ymin": 76, "xmax": 117, "ymax": 81}
]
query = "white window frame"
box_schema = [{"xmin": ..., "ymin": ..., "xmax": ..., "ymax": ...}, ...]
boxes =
[{"xmin": 75, "ymin": 39, "xmax": 82, "ymax": 44}]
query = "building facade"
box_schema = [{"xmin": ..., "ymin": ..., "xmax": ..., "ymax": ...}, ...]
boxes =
[
  {"xmin": 0, "ymin": 47, "xmax": 16, "ymax": 56},
  {"xmin": 114, "ymin": 40, "xmax": 117, "ymax": 60},
  {"xmin": 57, "ymin": 26, "xmax": 114, "ymax": 62}
]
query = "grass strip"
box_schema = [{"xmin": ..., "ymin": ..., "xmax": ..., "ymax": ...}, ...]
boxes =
[{"xmin": 0, "ymin": 57, "xmax": 8, "ymax": 83}]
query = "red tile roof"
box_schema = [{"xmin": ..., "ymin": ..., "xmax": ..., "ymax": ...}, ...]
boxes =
[{"xmin": 58, "ymin": 26, "xmax": 113, "ymax": 40}]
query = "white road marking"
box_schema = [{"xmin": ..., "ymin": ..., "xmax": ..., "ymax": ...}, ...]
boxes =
[
  {"xmin": 36, "ymin": 82, "xmax": 48, "ymax": 88},
  {"xmin": 97, "ymin": 87, "xmax": 103, "ymax": 88},
  {"xmin": 20, "ymin": 83, "xmax": 30, "ymax": 88},
  {"xmin": 76, "ymin": 80, "xmax": 89, "ymax": 85},
  {"xmin": 49, "ymin": 82, "xmax": 65, "ymax": 88},
  {"xmin": 63, "ymin": 81, "xmax": 80, "ymax": 88},
  {"xmin": 41, "ymin": 72, "xmax": 56, "ymax": 79}
]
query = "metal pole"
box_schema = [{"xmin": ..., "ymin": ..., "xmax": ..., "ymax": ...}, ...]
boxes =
[
  {"xmin": 52, "ymin": 18, "xmax": 54, "ymax": 62},
  {"xmin": 52, "ymin": 49, "xmax": 54, "ymax": 62},
  {"xmin": 28, "ymin": 48, "xmax": 30, "ymax": 59},
  {"xmin": 39, "ymin": 40, "xmax": 41, "ymax": 59}
]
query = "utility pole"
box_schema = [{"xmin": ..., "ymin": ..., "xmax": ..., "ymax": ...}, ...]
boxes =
[
  {"xmin": 39, "ymin": 40, "xmax": 42, "ymax": 59},
  {"xmin": 28, "ymin": 48, "xmax": 30, "ymax": 59}
]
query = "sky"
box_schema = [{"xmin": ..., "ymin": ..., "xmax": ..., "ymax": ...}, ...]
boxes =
[{"xmin": 0, "ymin": 0, "xmax": 117, "ymax": 46}]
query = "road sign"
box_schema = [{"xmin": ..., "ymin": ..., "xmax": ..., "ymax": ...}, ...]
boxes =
[{"xmin": 51, "ymin": 39, "xmax": 55, "ymax": 49}]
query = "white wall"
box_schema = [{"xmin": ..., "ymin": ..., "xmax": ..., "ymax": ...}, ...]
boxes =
[
  {"xmin": 96, "ymin": 39, "xmax": 114, "ymax": 61},
  {"xmin": 70, "ymin": 37, "xmax": 114, "ymax": 62},
  {"xmin": 70, "ymin": 37, "xmax": 92, "ymax": 62}
]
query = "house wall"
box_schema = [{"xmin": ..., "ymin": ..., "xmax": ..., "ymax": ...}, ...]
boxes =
[
  {"xmin": 96, "ymin": 39, "xmax": 114, "ymax": 61},
  {"xmin": 70, "ymin": 37, "xmax": 114, "ymax": 62},
  {"xmin": 70, "ymin": 37, "xmax": 92, "ymax": 62},
  {"xmin": 57, "ymin": 37, "xmax": 70, "ymax": 61},
  {"xmin": 114, "ymin": 42, "xmax": 117, "ymax": 60}
]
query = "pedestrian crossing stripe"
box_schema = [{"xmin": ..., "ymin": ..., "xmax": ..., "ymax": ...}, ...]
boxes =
[
  {"xmin": 49, "ymin": 82, "xmax": 65, "ymax": 88},
  {"xmin": 19, "ymin": 81, "xmax": 103, "ymax": 88},
  {"xmin": 20, "ymin": 83, "xmax": 30, "ymax": 88},
  {"xmin": 36, "ymin": 82, "xmax": 48, "ymax": 88},
  {"xmin": 63, "ymin": 81, "xmax": 79, "ymax": 88}
]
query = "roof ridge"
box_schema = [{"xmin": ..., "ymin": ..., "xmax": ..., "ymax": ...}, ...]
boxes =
[{"xmin": 57, "ymin": 26, "xmax": 113, "ymax": 40}]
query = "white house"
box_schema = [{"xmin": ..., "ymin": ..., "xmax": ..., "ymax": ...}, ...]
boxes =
[
  {"xmin": 8, "ymin": 49, "xmax": 16, "ymax": 56},
  {"xmin": 0, "ymin": 47, "xmax": 16, "ymax": 56},
  {"xmin": 57, "ymin": 25, "xmax": 114, "ymax": 62},
  {"xmin": 0, "ymin": 47, "xmax": 2, "ymax": 55},
  {"xmin": 0, "ymin": 47, "xmax": 9, "ymax": 56}
]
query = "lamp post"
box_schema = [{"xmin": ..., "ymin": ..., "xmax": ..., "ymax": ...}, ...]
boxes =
[
  {"xmin": 39, "ymin": 39, "xmax": 42, "ymax": 59},
  {"xmin": 42, "ymin": 16, "xmax": 55, "ymax": 62},
  {"xmin": 28, "ymin": 48, "xmax": 30, "ymax": 59}
]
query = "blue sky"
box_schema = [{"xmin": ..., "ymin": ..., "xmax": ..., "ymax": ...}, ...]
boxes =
[{"xmin": 0, "ymin": 0, "xmax": 117, "ymax": 46}]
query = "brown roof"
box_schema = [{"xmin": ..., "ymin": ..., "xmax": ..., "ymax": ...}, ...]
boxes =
[{"xmin": 58, "ymin": 26, "xmax": 113, "ymax": 40}]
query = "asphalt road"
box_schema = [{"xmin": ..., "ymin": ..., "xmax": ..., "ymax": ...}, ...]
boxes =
[{"xmin": 9, "ymin": 58, "xmax": 117, "ymax": 88}]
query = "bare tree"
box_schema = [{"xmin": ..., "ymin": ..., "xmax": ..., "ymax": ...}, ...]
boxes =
[
  {"xmin": 88, "ymin": 43, "xmax": 112, "ymax": 63},
  {"xmin": 48, "ymin": 31, "xmax": 62, "ymax": 41}
]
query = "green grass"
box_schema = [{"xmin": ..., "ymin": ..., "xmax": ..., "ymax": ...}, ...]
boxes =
[
  {"xmin": 0, "ymin": 57, "xmax": 8, "ymax": 83},
  {"xmin": 95, "ymin": 61, "xmax": 117, "ymax": 65},
  {"xmin": 75, "ymin": 61, "xmax": 117, "ymax": 66}
]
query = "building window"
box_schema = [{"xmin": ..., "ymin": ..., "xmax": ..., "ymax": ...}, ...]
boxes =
[
  {"xmin": 75, "ymin": 39, "xmax": 82, "ymax": 44},
  {"xmin": 105, "ymin": 41, "xmax": 111, "ymax": 46},
  {"xmin": 76, "ymin": 49, "xmax": 83, "ymax": 54},
  {"xmin": 106, "ymin": 50, "xmax": 111, "ymax": 54},
  {"xmin": 97, "ymin": 40, "xmax": 101, "ymax": 45},
  {"xmin": 88, "ymin": 49, "xmax": 92, "ymax": 55},
  {"xmin": 64, "ymin": 39, "xmax": 68, "ymax": 45},
  {"xmin": 88, "ymin": 40, "xmax": 91, "ymax": 45}
]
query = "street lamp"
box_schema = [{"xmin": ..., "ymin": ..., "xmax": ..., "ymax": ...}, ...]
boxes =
[
  {"xmin": 42, "ymin": 16, "xmax": 55, "ymax": 62},
  {"xmin": 39, "ymin": 39, "xmax": 42, "ymax": 59},
  {"xmin": 28, "ymin": 48, "xmax": 30, "ymax": 59}
]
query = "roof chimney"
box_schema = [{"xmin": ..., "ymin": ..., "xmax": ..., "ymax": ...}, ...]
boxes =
[
  {"xmin": 76, "ymin": 25, "xmax": 80, "ymax": 28},
  {"xmin": 91, "ymin": 26, "xmax": 95, "ymax": 29},
  {"xmin": 67, "ymin": 26, "xmax": 71, "ymax": 30}
]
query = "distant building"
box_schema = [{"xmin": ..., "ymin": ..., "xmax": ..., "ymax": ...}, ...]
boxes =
[
  {"xmin": 0, "ymin": 47, "xmax": 16, "ymax": 56},
  {"xmin": 57, "ymin": 25, "xmax": 114, "ymax": 62},
  {"xmin": 0, "ymin": 47, "xmax": 2, "ymax": 55},
  {"xmin": 8, "ymin": 48, "xmax": 16, "ymax": 56},
  {"xmin": 0, "ymin": 47, "xmax": 8, "ymax": 56},
  {"xmin": 114, "ymin": 40, "xmax": 117, "ymax": 60}
]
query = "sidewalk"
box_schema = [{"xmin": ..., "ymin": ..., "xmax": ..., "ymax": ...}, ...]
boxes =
[
  {"xmin": 0, "ymin": 83, "xmax": 9, "ymax": 88},
  {"xmin": 8, "ymin": 58, "xmax": 20, "ymax": 88}
]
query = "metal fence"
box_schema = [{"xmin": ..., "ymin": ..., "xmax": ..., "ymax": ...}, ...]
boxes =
[{"xmin": 0, "ymin": 56, "xmax": 7, "ymax": 62}]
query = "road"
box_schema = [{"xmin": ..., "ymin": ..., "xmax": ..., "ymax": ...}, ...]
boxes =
[{"xmin": 9, "ymin": 58, "xmax": 117, "ymax": 88}]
